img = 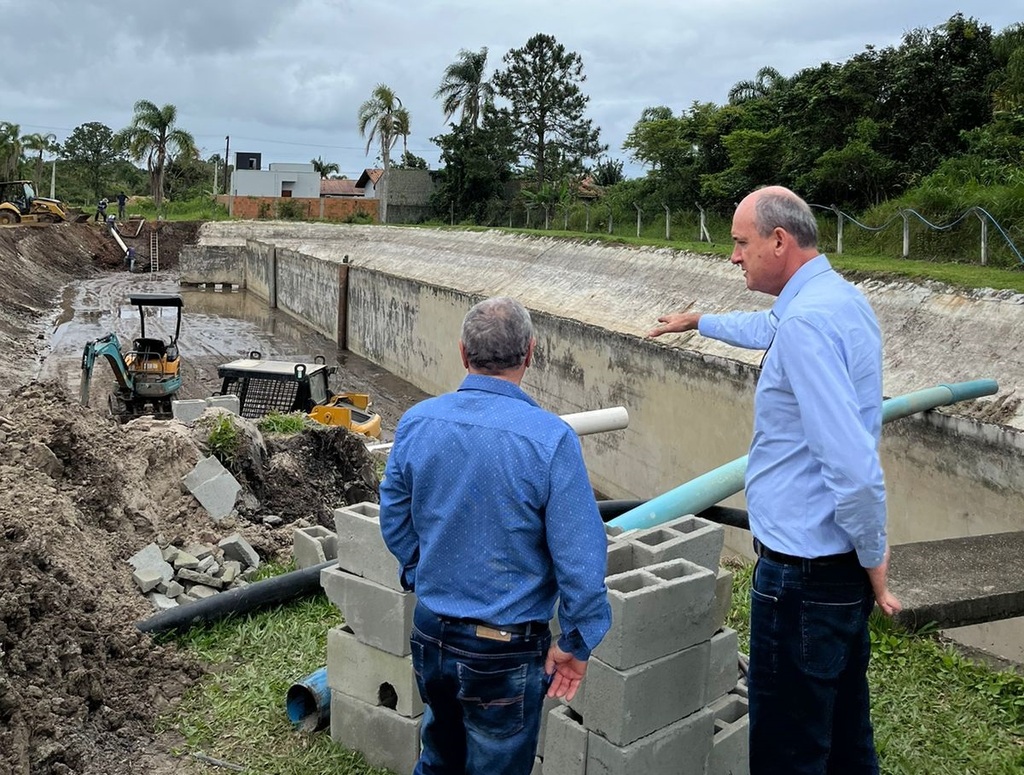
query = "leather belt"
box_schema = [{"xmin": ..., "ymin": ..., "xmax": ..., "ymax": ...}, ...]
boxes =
[
  {"xmin": 753, "ymin": 538, "xmax": 859, "ymax": 567},
  {"xmin": 441, "ymin": 617, "xmax": 547, "ymax": 637}
]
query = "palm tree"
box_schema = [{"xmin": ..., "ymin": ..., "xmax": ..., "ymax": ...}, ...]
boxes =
[
  {"xmin": 0, "ymin": 122, "xmax": 23, "ymax": 180},
  {"xmin": 21, "ymin": 132, "xmax": 57, "ymax": 191},
  {"xmin": 435, "ymin": 47, "xmax": 495, "ymax": 129},
  {"xmin": 311, "ymin": 156, "xmax": 340, "ymax": 178},
  {"xmin": 114, "ymin": 100, "xmax": 197, "ymax": 208},
  {"xmin": 357, "ymin": 83, "xmax": 406, "ymax": 223},
  {"xmin": 728, "ymin": 66, "xmax": 787, "ymax": 104},
  {"xmin": 393, "ymin": 107, "xmax": 411, "ymax": 159}
]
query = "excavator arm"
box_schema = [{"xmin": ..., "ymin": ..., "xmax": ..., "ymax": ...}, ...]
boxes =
[{"xmin": 80, "ymin": 333, "xmax": 133, "ymax": 406}]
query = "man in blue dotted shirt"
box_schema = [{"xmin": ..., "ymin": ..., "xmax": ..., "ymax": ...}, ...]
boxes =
[{"xmin": 380, "ymin": 296, "xmax": 611, "ymax": 775}]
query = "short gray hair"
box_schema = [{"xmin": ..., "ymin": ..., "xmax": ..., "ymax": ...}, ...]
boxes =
[
  {"xmin": 754, "ymin": 191, "xmax": 818, "ymax": 249},
  {"xmin": 461, "ymin": 297, "xmax": 533, "ymax": 373}
]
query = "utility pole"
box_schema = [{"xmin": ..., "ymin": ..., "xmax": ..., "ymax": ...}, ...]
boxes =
[
  {"xmin": 50, "ymin": 160, "xmax": 56, "ymax": 199},
  {"xmin": 223, "ymin": 135, "xmax": 230, "ymax": 195}
]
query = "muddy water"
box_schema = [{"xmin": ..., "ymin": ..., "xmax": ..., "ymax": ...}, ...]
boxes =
[{"xmin": 37, "ymin": 273, "xmax": 430, "ymax": 441}]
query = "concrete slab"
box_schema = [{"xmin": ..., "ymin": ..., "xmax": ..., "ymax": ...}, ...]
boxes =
[
  {"xmin": 183, "ymin": 455, "xmax": 241, "ymax": 522},
  {"xmin": 890, "ymin": 532, "xmax": 1024, "ymax": 629}
]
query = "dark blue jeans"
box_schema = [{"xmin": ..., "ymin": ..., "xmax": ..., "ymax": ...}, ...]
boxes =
[
  {"xmin": 748, "ymin": 555, "xmax": 878, "ymax": 774},
  {"xmin": 410, "ymin": 603, "xmax": 551, "ymax": 775}
]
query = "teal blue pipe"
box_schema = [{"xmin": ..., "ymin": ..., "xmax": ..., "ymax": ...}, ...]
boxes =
[{"xmin": 608, "ymin": 379, "xmax": 999, "ymax": 533}]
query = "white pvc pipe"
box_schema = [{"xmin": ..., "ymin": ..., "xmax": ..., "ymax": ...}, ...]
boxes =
[
  {"xmin": 560, "ymin": 406, "xmax": 629, "ymax": 437},
  {"xmin": 365, "ymin": 406, "xmax": 630, "ymax": 453}
]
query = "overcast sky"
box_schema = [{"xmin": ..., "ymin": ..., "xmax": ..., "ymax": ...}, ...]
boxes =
[{"xmin": 3, "ymin": 1, "xmax": 1020, "ymax": 182}]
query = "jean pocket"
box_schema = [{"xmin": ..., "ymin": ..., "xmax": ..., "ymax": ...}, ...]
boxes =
[
  {"xmin": 457, "ymin": 661, "xmax": 527, "ymax": 739},
  {"xmin": 800, "ymin": 598, "xmax": 865, "ymax": 679}
]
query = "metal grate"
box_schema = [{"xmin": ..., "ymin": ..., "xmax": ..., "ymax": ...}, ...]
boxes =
[{"xmin": 224, "ymin": 378, "xmax": 300, "ymax": 419}]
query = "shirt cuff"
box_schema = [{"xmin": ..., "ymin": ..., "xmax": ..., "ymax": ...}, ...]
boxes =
[{"xmin": 558, "ymin": 629, "xmax": 591, "ymax": 661}]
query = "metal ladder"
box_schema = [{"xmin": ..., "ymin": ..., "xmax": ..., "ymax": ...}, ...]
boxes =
[{"xmin": 149, "ymin": 228, "xmax": 159, "ymax": 272}]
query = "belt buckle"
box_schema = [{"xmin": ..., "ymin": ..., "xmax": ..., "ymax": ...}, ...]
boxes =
[{"xmin": 475, "ymin": 625, "xmax": 512, "ymax": 642}]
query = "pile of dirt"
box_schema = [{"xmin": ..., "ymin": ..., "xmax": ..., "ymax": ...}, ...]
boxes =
[{"xmin": 0, "ymin": 223, "xmax": 381, "ymax": 774}]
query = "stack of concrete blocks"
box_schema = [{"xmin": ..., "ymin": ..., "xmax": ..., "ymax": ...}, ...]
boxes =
[
  {"xmin": 171, "ymin": 393, "xmax": 240, "ymax": 423},
  {"xmin": 319, "ymin": 502, "xmax": 423, "ymax": 774},
  {"xmin": 540, "ymin": 514, "xmax": 749, "ymax": 775}
]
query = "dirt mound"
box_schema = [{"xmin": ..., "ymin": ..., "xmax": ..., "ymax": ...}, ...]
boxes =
[{"xmin": 0, "ymin": 223, "xmax": 382, "ymax": 774}]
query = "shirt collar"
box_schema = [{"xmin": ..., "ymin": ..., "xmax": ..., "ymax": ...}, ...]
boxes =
[
  {"xmin": 458, "ymin": 373, "xmax": 540, "ymax": 407},
  {"xmin": 772, "ymin": 254, "xmax": 832, "ymax": 319}
]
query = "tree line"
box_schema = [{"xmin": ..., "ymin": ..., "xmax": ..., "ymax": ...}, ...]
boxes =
[{"xmin": 3, "ymin": 14, "xmax": 1020, "ymax": 232}]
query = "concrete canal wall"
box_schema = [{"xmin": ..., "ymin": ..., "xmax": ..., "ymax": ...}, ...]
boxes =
[{"xmin": 185, "ymin": 221, "xmax": 1024, "ymax": 659}]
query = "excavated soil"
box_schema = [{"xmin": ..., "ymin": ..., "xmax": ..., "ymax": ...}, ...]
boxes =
[{"xmin": 0, "ymin": 222, "xmax": 382, "ymax": 774}]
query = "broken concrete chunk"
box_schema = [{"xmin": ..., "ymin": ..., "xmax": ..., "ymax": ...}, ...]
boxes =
[
  {"xmin": 127, "ymin": 543, "xmax": 174, "ymax": 583},
  {"xmin": 177, "ymin": 568, "xmax": 224, "ymax": 589},
  {"xmin": 189, "ymin": 585, "xmax": 220, "ymax": 600},
  {"xmin": 185, "ymin": 544, "xmax": 215, "ymax": 561},
  {"xmin": 196, "ymin": 555, "xmax": 217, "ymax": 574},
  {"xmin": 173, "ymin": 551, "xmax": 200, "ymax": 570},
  {"xmin": 161, "ymin": 545, "xmax": 180, "ymax": 564},
  {"xmin": 219, "ymin": 533, "xmax": 260, "ymax": 569},
  {"xmin": 132, "ymin": 568, "xmax": 164, "ymax": 594},
  {"xmin": 183, "ymin": 456, "xmax": 242, "ymax": 523},
  {"xmin": 163, "ymin": 579, "xmax": 184, "ymax": 599},
  {"xmin": 147, "ymin": 592, "xmax": 179, "ymax": 611},
  {"xmin": 220, "ymin": 560, "xmax": 242, "ymax": 584}
]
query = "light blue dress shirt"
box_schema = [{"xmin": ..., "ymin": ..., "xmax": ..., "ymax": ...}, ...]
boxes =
[
  {"xmin": 379, "ymin": 373, "xmax": 611, "ymax": 659},
  {"xmin": 699, "ymin": 255, "xmax": 887, "ymax": 567}
]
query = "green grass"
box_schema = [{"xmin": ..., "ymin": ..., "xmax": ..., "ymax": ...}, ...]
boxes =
[
  {"xmin": 161, "ymin": 584, "xmax": 391, "ymax": 775},
  {"xmin": 724, "ymin": 560, "xmax": 1024, "ymax": 774},
  {"xmin": 256, "ymin": 411, "xmax": 313, "ymax": 435}
]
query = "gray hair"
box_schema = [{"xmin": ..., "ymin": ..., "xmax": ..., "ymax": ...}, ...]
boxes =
[
  {"xmin": 461, "ymin": 297, "xmax": 533, "ymax": 373},
  {"xmin": 754, "ymin": 191, "xmax": 818, "ymax": 249}
]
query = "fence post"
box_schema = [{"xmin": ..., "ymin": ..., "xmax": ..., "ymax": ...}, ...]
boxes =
[
  {"xmin": 697, "ymin": 204, "xmax": 710, "ymax": 243},
  {"xmin": 833, "ymin": 206, "xmax": 843, "ymax": 255},
  {"xmin": 901, "ymin": 211, "xmax": 910, "ymax": 259},
  {"xmin": 544, "ymin": 205, "xmax": 550, "ymax": 230},
  {"xmin": 663, "ymin": 204, "xmax": 670, "ymax": 241},
  {"xmin": 563, "ymin": 205, "xmax": 569, "ymax": 231},
  {"xmin": 585, "ymin": 203, "xmax": 591, "ymax": 233},
  {"xmin": 977, "ymin": 210, "xmax": 988, "ymax": 266},
  {"xmin": 608, "ymin": 205, "xmax": 613, "ymax": 235},
  {"xmin": 526, "ymin": 205, "xmax": 533, "ymax": 229},
  {"xmin": 634, "ymin": 203, "xmax": 642, "ymax": 238}
]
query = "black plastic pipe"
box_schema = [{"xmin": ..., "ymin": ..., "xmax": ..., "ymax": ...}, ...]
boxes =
[
  {"xmin": 137, "ymin": 559, "xmax": 335, "ymax": 634},
  {"xmin": 598, "ymin": 499, "xmax": 750, "ymax": 531}
]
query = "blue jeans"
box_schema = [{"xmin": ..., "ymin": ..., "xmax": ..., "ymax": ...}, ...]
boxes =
[
  {"xmin": 410, "ymin": 603, "xmax": 551, "ymax": 775},
  {"xmin": 748, "ymin": 555, "xmax": 878, "ymax": 774}
]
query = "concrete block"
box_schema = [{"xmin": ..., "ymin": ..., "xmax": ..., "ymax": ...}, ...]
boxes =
[
  {"xmin": 536, "ymin": 695, "xmax": 565, "ymax": 758},
  {"xmin": 206, "ymin": 394, "xmax": 240, "ymax": 415},
  {"xmin": 594, "ymin": 558, "xmax": 716, "ymax": 669},
  {"xmin": 326, "ymin": 627, "xmax": 423, "ymax": 718},
  {"xmin": 132, "ymin": 567, "xmax": 164, "ymax": 594},
  {"xmin": 183, "ymin": 456, "xmax": 241, "ymax": 523},
  {"xmin": 586, "ymin": 706, "xmax": 715, "ymax": 775},
  {"xmin": 333, "ymin": 502, "xmax": 403, "ymax": 590},
  {"xmin": 330, "ymin": 689, "xmax": 420, "ymax": 774},
  {"xmin": 708, "ymin": 694, "xmax": 749, "ymax": 775},
  {"xmin": 627, "ymin": 515, "xmax": 724, "ymax": 571},
  {"xmin": 707, "ymin": 628, "xmax": 739, "ymax": 703},
  {"xmin": 605, "ymin": 539, "xmax": 633, "ymax": 577},
  {"xmin": 711, "ymin": 567, "xmax": 734, "ymax": 632},
  {"xmin": 171, "ymin": 399, "xmax": 208, "ymax": 424},
  {"xmin": 580, "ymin": 641, "xmax": 710, "ymax": 747},
  {"xmin": 542, "ymin": 704, "xmax": 587, "ymax": 775},
  {"xmin": 321, "ymin": 565, "xmax": 415, "ymax": 656},
  {"xmin": 294, "ymin": 525, "xmax": 338, "ymax": 569}
]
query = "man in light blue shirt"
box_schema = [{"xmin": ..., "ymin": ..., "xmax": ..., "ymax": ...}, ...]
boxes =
[
  {"xmin": 380, "ymin": 296, "xmax": 610, "ymax": 775},
  {"xmin": 650, "ymin": 186, "xmax": 900, "ymax": 774}
]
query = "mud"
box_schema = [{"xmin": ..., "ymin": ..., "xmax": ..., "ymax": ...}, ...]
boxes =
[{"xmin": 0, "ymin": 222, "xmax": 411, "ymax": 774}]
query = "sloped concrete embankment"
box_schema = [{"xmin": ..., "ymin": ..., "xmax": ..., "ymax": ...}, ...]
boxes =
[{"xmin": 183, "ymin": 222, "xmax": 1024, "ymax": 658}]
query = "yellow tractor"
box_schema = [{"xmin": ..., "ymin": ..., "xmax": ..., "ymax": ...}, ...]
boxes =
[
  {"xmin": 216, "ymin": 353, "xmax": 381, "ymax": 438},
  {"xmin": 0, "ymin": 180, "xmax": 84, "ymax": 225}
]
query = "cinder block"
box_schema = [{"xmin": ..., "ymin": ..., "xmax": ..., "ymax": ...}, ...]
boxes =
[
  {"xmin": 594, "ymin": 558, "xmax": 716, "ymax": 669},
  {"xmin": 708, "ymin": 694, "xmax": 749, "ymax": 775},
  {"xmin": 321, "ymin": 565, "xmax": 415, "ymax": 656},
  {"xmin": 580, "ymin": 641, "xmax": 710, "ymax": 747},
  {"xmin": 627, "ymin": 515, "xmax": 724, "ymax": 571},
  {"xmin": 206, "ymin": 394, "xmax": 240, "ymax": 414},
  {"xmin": 707, "ymin": 628, "xmax": 739, "ymax": 703},
  {"xmin": 605, "ymin": 539, "xmax": 633, "ymax": 577},
  {"xmin": 326, "ymin": 627, "xmax": 423, "ymax": 718},
  {"xmin": 542, "ymin": 704, "xmax": 587, "ymax": 775},
  {"xmin": 586, "ymin": 706, "xmax": 715, "ymax": 775},
  {"xmin": 711, "ymin": 568, "xmax": 734, "ymax": 632},
  {"xmin": 330, "ymin": 689, "xmax": 420, "ymax": 774},
  {"xmin": 536, "ymin": 695, "xmax": 564, "ymax": 756},
  {"xmin": 334, "ymin": 502, "xmax": 404, "ymax": 590},
  {"xmin": 294, "ymin": 525, "xmax": 338, "ymax": 569}
]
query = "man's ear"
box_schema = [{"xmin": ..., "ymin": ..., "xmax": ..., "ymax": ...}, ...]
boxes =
[
  {"xmin": 459, "ymin": 340, "xmax": 470, "ymax": 370},
  {"xmin": 524, "ymin": 338, "xmax": 536, "ymax": 368}
]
